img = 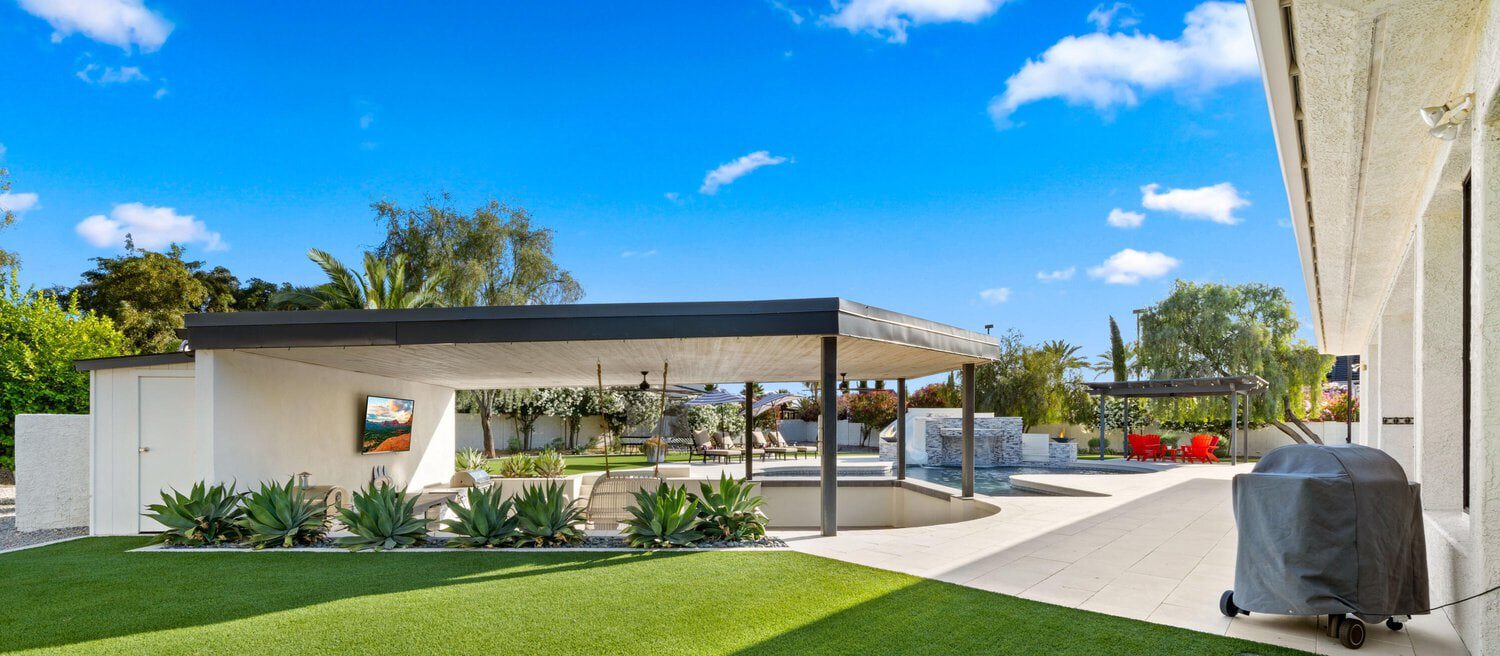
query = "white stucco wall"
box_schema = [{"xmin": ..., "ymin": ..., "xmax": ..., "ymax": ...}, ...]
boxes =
[
  {"xmin": 199, "ymin": 350, "xmax": 456, "ymax": 495},
  {"xmin": 14, "ymin": 414, "xmax": 89, "ymax": 531},
  {"xmin": 455, "ymin": 413, "xmax": 608, "ymax": 452}
]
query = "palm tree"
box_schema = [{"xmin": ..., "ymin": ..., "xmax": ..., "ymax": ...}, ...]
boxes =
[{"xmin": 272, "ymin": 249, "xmax": 441, "ymax": 310}]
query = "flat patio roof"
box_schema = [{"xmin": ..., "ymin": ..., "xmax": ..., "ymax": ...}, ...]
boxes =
[{"xmin": 177, "ymin": 297, "xmax": 998, "ymax": 388}]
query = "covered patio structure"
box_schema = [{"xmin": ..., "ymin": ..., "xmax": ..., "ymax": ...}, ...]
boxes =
[
  {"xmin": 1085, "ymin": 376, "xmax": 1269, "ymax": 464},
  {"xmin": 170, "ymin": 297, "xmax": 997, "ymax": 536}
]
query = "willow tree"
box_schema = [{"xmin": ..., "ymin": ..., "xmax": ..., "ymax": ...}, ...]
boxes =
[
  {"xmin": 371, "ymin": 194, "xmax": 583, "ymax": 307},
  {"xmin": 1138, "ymin": 281, "xmax": 1333, "ymax": 443}
]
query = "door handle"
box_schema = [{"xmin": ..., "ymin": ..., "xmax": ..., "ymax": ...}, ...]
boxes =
[{"xmin": 139, "ymin": 447, "xmax": 151, "ymax": 453}]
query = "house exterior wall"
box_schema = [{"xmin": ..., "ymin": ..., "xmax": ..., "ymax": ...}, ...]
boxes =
[
  {"xmin": 198, "ymin": 350, "xmax": 456, "ymax": 497},
  {"xmin": 1354, "ymin": 7, "xmax": 1500, "ymax": 648}
]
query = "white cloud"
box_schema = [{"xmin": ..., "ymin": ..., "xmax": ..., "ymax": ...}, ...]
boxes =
[
  {"xmin": 620, "ymin": 249, "xmax": 659, "ymax": 258},
  {"xmin": 1036, "ymin": 267, "xmax": 1075, "ymax": 282},
  {"xmin": 987, "ymin": 1, "xmax": 1256, "ymax": 128},
  {"xmin": 1106, "ymin": 208, "xmax": 1145, "ymax": 229},
  {"xmin": 76, "ymin": 63, "xmax": 148, "ymax": 85},
  {"xmin": 19, "ymin": 0, "xmax": 173, "ymax": 52},
  {"xmin": 1140, "ymin": 182, "xmax": 1247, "ymax": 224},
  {"xmin": 1086, "ymin": 2, "xmax": 1138, "ymax": 31},
  {"xmin": 359, "ymin": 113, "xmax": 374, "ymax": 129},
  {"xmin": 823, "ymin": 0, "xmax": 1008, "ymax": 44},
  {"xmin": 74, "ymin": 202, "xmax": 225, "ymax": 251},
  {"xmin": 978, "ymin": 287, "xmax": 1011, "ymax": 304},
  {"xmin": 1088, "ymin": 248, "xmax": 1178, "ymax": 284},
  {"xmin": 663, "ymin": 192, "xmax": 685, "ymax": 206},
  {"xmin": 0, "ymin": 192, "xmax": 41, "ymax": 215},
  {"xmin": 699, "ymin": 150, "xmax": 789, "ymax": 195},
  {"xmin": 768, "ymin": 0, "xmax": 805, "ymax": 25},
  {"xmin": 153, "ymin": 87, "xmax": 167, "ymax": 99}
]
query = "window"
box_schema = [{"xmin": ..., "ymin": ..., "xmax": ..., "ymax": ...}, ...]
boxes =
[{"xmin": 1462, "ymin": 172, "xmax": 1472, "ymax": 512}]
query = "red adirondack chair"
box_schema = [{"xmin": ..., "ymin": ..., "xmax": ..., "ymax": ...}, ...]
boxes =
[
  {"xmin": 1184, "ymin": 434, "xmax": 1221, "ymax": 463},
  {"xmin": 1127, "ymin": 433, "xmax": 1163, "ymax": 461}
]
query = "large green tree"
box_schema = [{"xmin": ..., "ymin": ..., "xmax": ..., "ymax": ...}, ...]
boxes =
[
  {"xmin": 1137, "ymin": 281, "xmax": 1333, "ymax": 443},
  {"xmin": 1, "ymin": 271, "xmax": 129, "ymax": 471},
  {"xmin": 69, "ymin": 243, "xmax": 208, "ymax": 353},
  {"xmin": 0, "ymin": 167, "xmax": 20, "ymax": 268},
  {"xmin": 974, "ymin": 332, "xmax": 1089, "ymax": 431},
  {"xmin": 65, "ymin": 242, "xmax": 278, "ymax": 352},
  {"xmin": 371, "ymin": 195, "xmax": 583, "ymax": 307}
]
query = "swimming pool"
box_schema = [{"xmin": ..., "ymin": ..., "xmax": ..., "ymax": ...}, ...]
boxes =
[{"xmin": 903, "ymin": 465, "xmax": 1139, "ymax": 496}]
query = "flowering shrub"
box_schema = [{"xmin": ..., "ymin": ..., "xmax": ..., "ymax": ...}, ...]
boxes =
[{"xmin": 1319, "ymin": 387, "xmax": 1359, "ymax": 422}]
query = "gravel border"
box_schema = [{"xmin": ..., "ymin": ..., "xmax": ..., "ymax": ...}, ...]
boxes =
[
  {"xmin": 0, "ymin": 485, "xmax": 88, "ymax": 553},
  {"xmin": 137, "ymin": 535, "xmax": 790, "ymax": 553}
]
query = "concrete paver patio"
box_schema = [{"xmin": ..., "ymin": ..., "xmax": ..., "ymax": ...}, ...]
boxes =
[{"xmin": 759, "ymin": 459, "xmax": 1468, "ymax": 655}]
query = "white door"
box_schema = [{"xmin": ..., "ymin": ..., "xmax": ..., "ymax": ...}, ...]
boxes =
[{"xmin": 138, "ymin": 376, "xmax": 198, "ymax": 532}]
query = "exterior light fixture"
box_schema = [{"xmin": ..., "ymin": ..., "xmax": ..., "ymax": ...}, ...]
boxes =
[
  {"xmin": 1420, "ymin": 93, "xmax": 1473, "ymax": 141},
  {"xmin": 638, "ymin": 371, "xmax": 651, "ymax": 391}
]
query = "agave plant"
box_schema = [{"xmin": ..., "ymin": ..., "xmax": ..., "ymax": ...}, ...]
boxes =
[
  {"xmin": 622, "ymin": 482, "xmax": 702, "ymax": 549},
  {"xmin": 335, "ymin": 483, "xmax": 428, "ymax": 551},
  {"xmin": 696, "ymin": 474, "xmax": 767, "ymax": 542},
  {"xmin": 494, "ymin": 453, "xmax": 535, "ymax": 478},
  {"xmin": 239, "ymin": 478, "xmax": 328, "ymax": 548},
  {"xmin": 143, "ymin": 481, "xmax": 248, "ymax": 546},
  {"xmin": 532, "ymin": 449, "xmax": 566, "ymax": 478},
  {"xmin": 512, "ymin": 482, "xmax": 586, "ymax": 547},
  {"xmin": 443, "ymin": 486, "xmax": 520, "ymax": 548},
  {"xmin": 455, "ymin": 448, "xmax": 488, "ymax": 471}
]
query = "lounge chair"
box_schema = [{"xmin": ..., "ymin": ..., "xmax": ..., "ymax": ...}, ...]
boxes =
[
  {"xmin": 769, "ymin": 430, "xmax": 815, "ymax": 458},
  {"xmin": 709, "ymin": 431, "xmax": 765, "ymax": 463},
  {"xmin": 755, "ymin": 430, "xmax": 798, "ymax": 460},
  {"xmin": 691, "ymin": 430, "xmax": 722, "ymax": 463}
]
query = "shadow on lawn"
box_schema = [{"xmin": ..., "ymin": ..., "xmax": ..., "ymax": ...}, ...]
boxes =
[
  {"xmin": 728, "ymin": 575, "xmax": 1301, "ymax": 656},
  {"xmin": 0, "ymin": 537, "xmax": 677, "ymax": 653}
]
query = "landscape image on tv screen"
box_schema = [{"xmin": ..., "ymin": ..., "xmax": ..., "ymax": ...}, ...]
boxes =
[{"xmin": 362, "ymin": 396, "xmax": 414, "ymax": 454}]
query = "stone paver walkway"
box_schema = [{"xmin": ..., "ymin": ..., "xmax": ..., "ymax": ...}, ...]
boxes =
[{"xmin": 770, "ymin": 462, "xmax": 1468, "ymax": 656}]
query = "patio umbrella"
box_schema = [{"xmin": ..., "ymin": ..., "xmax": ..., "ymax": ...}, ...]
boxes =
[
  {"xmin": 683, "ymin": 389, "xmax": 746, "ymax": 406},
  {"xmin": 752, "ymin": 392, "xmax": 802, "ymax": 416}
]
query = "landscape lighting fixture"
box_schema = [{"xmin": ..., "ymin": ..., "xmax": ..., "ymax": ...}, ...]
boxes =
[
  {"xmin": 1420, "ymin": 93, "xmax": 1473, "ymax": 141},
  {"xmin": 638, "ymin": 371, "xmax": 651, "ymax": 391}
]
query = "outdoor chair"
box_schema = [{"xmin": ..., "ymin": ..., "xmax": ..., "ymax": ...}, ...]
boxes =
[
  {"xmin": 1183, "ymin": 434, "xmax": 1221, "ymax": 463},
  {"xmin": 769, "ymin": 430, "xmax": 815, "ymax": 458},
  {"xmin": 1126, "ymin": 434, "xmax": 1163, "ymax": 461},
  {"xmin": 755, "ymin": 430, "xmax": 798, "ymax": 460},
  {"xmin": 692, "ymin": 430, "xmax": 725, "ymax": 463}
]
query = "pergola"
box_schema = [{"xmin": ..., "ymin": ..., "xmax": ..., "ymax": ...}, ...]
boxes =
[
  {"xmin": 1084, "ymin": 375, "xmax": 1270, "ymax": 464},
  {"xmin": 181, "ymin": 297, "xmax": 998, "ymax": 536}
]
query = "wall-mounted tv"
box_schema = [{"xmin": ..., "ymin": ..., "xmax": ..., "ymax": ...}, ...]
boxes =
[{"xmin": 362, "ymin": 396, "xmax": 414, "ymax": 454}]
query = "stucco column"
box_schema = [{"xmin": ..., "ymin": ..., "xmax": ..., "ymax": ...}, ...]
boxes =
[
  {"xmin": 1462, "ymin": 99, "xmax": 1500, "ymax": 653},
  {"xmin": 1375, "ymin": 259, "xmax": 1415, "ymax": 478},
  {"xmin": 819, "ymin": 337, "xmax": 838, "ymax": 536},
  {"xmin": 1414, "ymin": 201, "xmax": 1465, "ymax": 510},
  {"xmin": 1360, "ymin": 340, "xmax": 1380, "ymax": 447}
]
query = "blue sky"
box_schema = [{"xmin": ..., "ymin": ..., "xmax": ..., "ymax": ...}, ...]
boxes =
[{"xmin": 0, "ymin": 0, "xmax": 1309, "ymax": 373}]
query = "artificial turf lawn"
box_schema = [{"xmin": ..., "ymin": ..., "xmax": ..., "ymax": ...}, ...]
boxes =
[{"xmin": 0, "ymin": 537, "xmax": 1308, "ymax": 656}]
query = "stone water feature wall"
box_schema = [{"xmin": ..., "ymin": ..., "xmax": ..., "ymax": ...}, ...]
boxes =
[{"xmin": 925, "ymin": 417, "xmax": 1023, "ymax": 467}]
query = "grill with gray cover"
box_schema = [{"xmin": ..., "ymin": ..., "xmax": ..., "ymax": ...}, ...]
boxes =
[{"xmin": 1220, "ymin": 444, "xmax": 1428, "ymax": 649}]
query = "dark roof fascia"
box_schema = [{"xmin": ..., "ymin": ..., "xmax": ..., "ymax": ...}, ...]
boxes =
[
  {"xmin": 1085, "ymin": 375, "xmax": 1270, "ymax": 398},
  {"xmin": 75, "ymin": 351, "xmax": 195, "ymax": 372},
  {"xmin": 181, "ymin": 298, "xmax": 999, "ymax": 361}
]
